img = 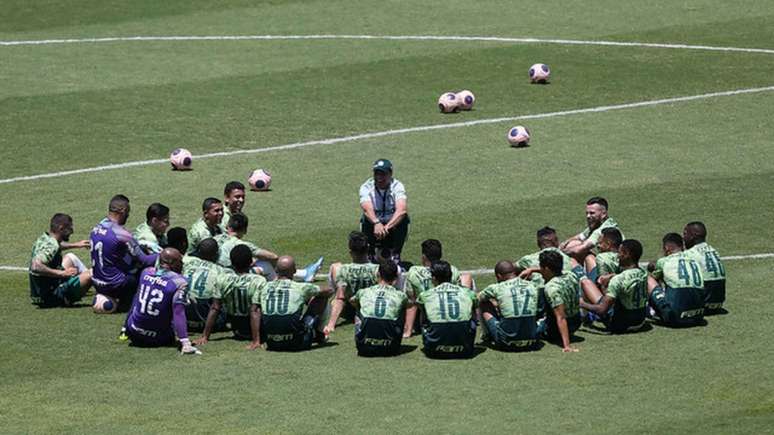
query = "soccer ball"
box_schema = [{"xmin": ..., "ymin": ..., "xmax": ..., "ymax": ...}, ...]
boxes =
[
  {"xmin": 169, "ymin": 148, "xmax": 193, "ymax": 170},
  {"xmin": 437, "ymin": 92, "xmax": 460, "ymax": 113},
  {"xmin": 529, "ymin": 63, "xmax": 550, "ymax": 83},
  {"xmin": 507, "ymin": 126, "xmax": 530, "ymax": 147},
  {"xmin": 93, "ymin": 294, "xmax": 118, "ymax": 314},
  {"xmin": 248, "ymin": 169, "xmax": 272, "ymax": 191},
  {"xmin": 456, "ymin": 90, "xmax": 475, "ymax": 110}
]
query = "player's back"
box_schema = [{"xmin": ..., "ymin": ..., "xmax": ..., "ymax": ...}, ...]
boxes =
[
  {"xmin": 653, "ymin": 252, "xmax": 705, "ymax": 325},
  {"xmin": 596, "ymin": 251, "xmax": 620, "ymax": 275},
  {"xmin": 259, "ymin": 279, "xmax": 320, "ymax": 348},
  {"xmin": 517, "ymin": 248, "xmax": 573, "ymax": 286},
  {"xmin": 353, "ymin": 284, "xmax": 407, "ymax": 355},
  {"xmin": 183, "ymin": 255, "xmax": 228, "ymax": 301},
  {"xmin": 217, "ymin": 271, "xmax": 267, "ymax": 338},
  {"xmin": 606, "ymin": 268, "xmax": 648, "ymax": 332},
  {"xmin": 481, "ymin": 277, "xmax": 540, "ymax": 348},
  {"xmin": 337, "ymin": 262, "xmax": 379, "ymax": 298},
  {"xmin": 126, "ymin": 267, "xmax": 186, "ymax": 344},
  {"xmin": 685, "ymin": 242, "xmax": 726, "ymax": 310},
  {"xmin": 404, "ymin": 264, "xmax": 461, "ymax": 299},
  {"xmin": 418, "ymin": 282, "xmax": 477, "ymax": 357}
]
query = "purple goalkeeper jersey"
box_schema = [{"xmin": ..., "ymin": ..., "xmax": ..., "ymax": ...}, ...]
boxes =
[
  {"xmin": 126, "ymin": 267, "xmax": 189, "ymax": 345},
  {"xmin": 90, "ymin": 218, "xmax": 157, "ymax": 297}
]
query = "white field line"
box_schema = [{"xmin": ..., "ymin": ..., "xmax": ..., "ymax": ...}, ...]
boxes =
[
  {"xmin": 2, "ymin": 85, "xmax": 774, "ymax": 186},
  {"xmin": 2, "ymin": 34, "xmax": 774, "ymax": 55},
  {"xmin": 1, "ymin": 253, "xmax": 772, "ymax": 274}
]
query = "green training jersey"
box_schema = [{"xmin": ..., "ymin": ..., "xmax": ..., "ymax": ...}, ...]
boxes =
[
  {"xmin": 336, "ymin": 262, "xmax": 379, "ymax": 299},
  {"xmin": 607, "ymin": 268, "xmax": 648, "ymax": 311},
  {"xmin": 29, "ymin": 233, "xmax": 62, "ymax": 275},
  {"xmin": 213, "ymin": 234, "xmax": 262, "ymax": 268},
  {"xmin": 403, "ymin": 264, "xmax": 461, "ymax": 299},
  {"xmin": 182, "ymin": 255, "xmax": 231, "ymax": 300},
  {"xmin": 596, "ymin": 251, "xmax": 620, "ymax": 276},
  {"xmin": 352, "ymin": 284, "xmax": 407, "ymax": 321},
  {"xmin": 653, "ymin": 251, "xmax": 704, "ymax": 290},
  {"xmin": 479, "ymin": 277, "xmax": 539, "ymax": 319},
  {"xmin": 256, "ymin": 279, "xmax": 321, "ymax": 317},
  {"xmin": 581, "ymin": 217, "xmax": 621, "ymax": 247},
  {"xmin": 133, "ymin": 222, "xmax": 166, "ymax": 254},
  {"xmin": 544, "ymin": 273, "xmax": 580, "ymax": 318},
  {"xmin": 516, "ymin": 247, "xmax": 573, "ymax": 286},
  {"xmin": 417, "ymin": 282, "xmax": 477, "ymax": 323},
  {"xmin": 187, "ymin": 218, "xmax": 224, "ymax": 254},
  {"xmin": 684, "ymin": 243, "xmax": 726, "ymax": 283},
  {"xmin": 215, "ymin": 272, "xmax": 267, "ymax": 317}
]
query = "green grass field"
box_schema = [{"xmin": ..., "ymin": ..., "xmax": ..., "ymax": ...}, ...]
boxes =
[{"xmin": 2, "ymin": 1, "xmax": 774, "ymax": 433}]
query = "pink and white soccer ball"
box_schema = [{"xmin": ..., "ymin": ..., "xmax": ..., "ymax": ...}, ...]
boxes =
[
  {"xmin": 529, "ymin": 63, "xmax": 551, "ymax": 83},
  {"xmin": 93, "ymin": 294, "xmax": 118, "ymax": 314},
  {"xmin": 248, "ymin": 169, "xmax": 272, "ymax": 191},
  {"xmin": 456, "ymin": 90, "xmax": 475, "ymax": 110},
  {"xmin": 507, "ymin": 126, "xmax": 530, "ymax": 147},
  {"xmin": 437, "ymin": 92, "xmax": 460, "ymax": 113},
  {"xmin": 169, "ymin": 148, "xmax": 193, "ymax": 170}
]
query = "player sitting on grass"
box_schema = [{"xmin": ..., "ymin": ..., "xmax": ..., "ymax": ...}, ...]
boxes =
[
  {"xmin": 29, "ymin": 213, "xmax": 92, "ymax": 308},
  {"xmin": 403, "ymin": 239, "xmax": 472, "ymax": 338},
  {"xmin": 221, "ymin": 181, "xmax": 246, "ymax": 228},
  {"xmin": 124, "ymin": 248, "xmax": 200, "ymax": 355},
  {"xmin": 324, "ymin": 231, "xmax": 379, "ymax": 335},
  {"xmin": 214, "ymin": 213, "xmax": 278, "ymax": 269},
  {"xmin": 538, "ymin": 250, "xmax": 581, "ymax": 352},
  {"xmin": 182, "ymin": 238, "xmax": 231, "ymax": 331},
  {"xmin": 560, "ymin": 197, "xmax": 621, "ymax": 262},
  {"xmin": 253, "ymin": 255, "xmax": 332, "ymax": 351},
  {"xmin": 196, "ymin": 244, "xmax": 267, "ymax": 343},
  {"xmin": 584, "ymin": 227, "xmax": 622, "ymax": 287},
  {"xmin": 91, "ymin": 194, "xmax": 158, "ymax": 312},
  {"xmin": 133, "ymin": 203, "xmax": 170, "ymax": 254},
  {"xmin": 418, "ymin": 261, "xmax": 478, "ymax": 358},
  {"xmin": 187, "ymin": 197, "xmax": 224, "ymax": 255},
  {"xmin": 479, "ymin": 260, "xmax": 540, "ymax": 351},
  {"xmin": 350, "ymin": 260, "xmax": 409, "ymax": 357},
  {"xmin": 516, "ymin": 226, "xmax": 573, "ymax": 287},
  {"xmin": 580, "ymin": 239, "xmax": 648, "ymax": 333},
  {"xmin": 647, "ymin": 233, "xmax": 705, "ymax": 327},
  {"xmin": 683, "ymin": 221, "xmax": 726, "ymax": 313}
]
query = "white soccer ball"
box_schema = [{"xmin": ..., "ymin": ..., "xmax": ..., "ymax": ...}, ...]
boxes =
[
  {"xmin": 437, "ymin": 92, "xmax": 460, "ymax": 113},
  {"xmin": 248, "ymin": 169, "xmax": 272, "ymax": 191},
  {"xmin": 93, "ymin": 294, "xmax": 118, "ymax": 314},
  {"xmin": 507, "ymin": 126, "xmax": 530, "ymax": 147},
  {"xmin": 456, "ymin": 90, "xmax": 475, "ymax": 110},
  {"xmin": 529, "ymin": 63, "xmax": 551, "ymax": 83},
  {"xmin": 169, "ymin": 148, "xmax": 193, "ymax": 170}
]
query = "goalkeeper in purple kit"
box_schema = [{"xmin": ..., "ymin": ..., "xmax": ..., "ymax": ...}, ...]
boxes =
[{"xmin": 124, "ymin": 248, "xmax": 200, "ymax": 354}]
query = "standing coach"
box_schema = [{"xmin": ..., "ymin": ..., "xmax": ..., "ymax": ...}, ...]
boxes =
[{"xmin": 359, "ymin": 159, "xmax": 410, "ymax": 261}]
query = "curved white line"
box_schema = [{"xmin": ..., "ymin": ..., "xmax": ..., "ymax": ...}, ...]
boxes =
[
  {"xmin": 1, "ymin": 34, "xmax": 774, "ymax": 55},
  {"xmin": 1, "ymin": 85, "xmax": 773, "ymax": 186}
]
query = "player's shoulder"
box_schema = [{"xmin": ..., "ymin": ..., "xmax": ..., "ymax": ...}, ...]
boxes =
[
  {"xmin": 390, "ymin": 178, "xmax": 406, "ymax": 190},
  {"xmin": 360, "ymin": 178, "xmax": 375, "ymax": 190},
  {"xmin": 407, "ymin": 265, "xmax": 428, "ymax": 276}
]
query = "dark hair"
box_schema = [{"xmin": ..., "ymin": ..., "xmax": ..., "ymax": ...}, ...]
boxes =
[
  {"xmin": 601, "ymin": 228, "xmax": 623, "ymax": 247},
  {"xmin": 196, "ymin": 238, "xmax": 219, "ymax": 262},
  {"xmin": 50, "ymin": 213, "xmax": 72, "ymax": 231},
  {"xmin": 662, "ymin": 233, "xmax": 683, "ymax": 248},
  {"xmin": 224, "ymin": 181, "xmax": 245, "ymax": 196},
  {"xmin": 227, "ymin": 213, "xmax": 249, "ymax": 233},
  {"xmin": 539, "ymin": 250, "xmax": 563, "ymax": 275},
  {"xmin": 202, "ymin": 197, "xmax": 222, "ymax": 212},
  {"xmin": 586, "ymin": 196, "xmax": 609, "ymax": 210},
  {"xmin": 685, "ymin": 221, "xmax": 707, "ymax": 240},
  {"xmin": 430, "ymin": 260, "xmax": 452, "ymax": 284},
  {"xmin": 109, "ymin": 194, "xmax": 130, "ymax": 213},
  {"xmin": 166, "ymin": 227, "xmax": 188, "ymax": 254},
  {"xmin": 230, "ymin": 244, "xmax": 253, "ymax": 271},
  {"xmin": 621, "ymin": 239, "xmax": 643, "ymax": 263},
  {"xmin": 377, "ymin": 259, "xmax": 398, "ymax": 283},
  {"xmin": 494, "ymin": 260, "xmax": 515, "ymax": 277},
  {"xmin": 421, "ymin": 239, "xmax": 443, "ymax": 262},
  {"xmin": 146, "ymin": 203, "xmax": 170, "ymax": 224},
  {"xmin": 348, "ymin": 231, "xmax": 369, "ymax": 255},
  {"xmin": 536, "ymin": 226, "xmax": 556, "ymax": 239}
]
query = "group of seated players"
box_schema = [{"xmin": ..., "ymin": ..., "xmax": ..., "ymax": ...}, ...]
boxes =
[{"xmin": 29, "ymin": 190, "xmax": 727, "ymax": 357}]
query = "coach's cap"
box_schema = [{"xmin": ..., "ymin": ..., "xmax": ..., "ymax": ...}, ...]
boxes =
[{"xmin": 372, "ymin": 159, "xmax": 393, "ymax": 172}]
